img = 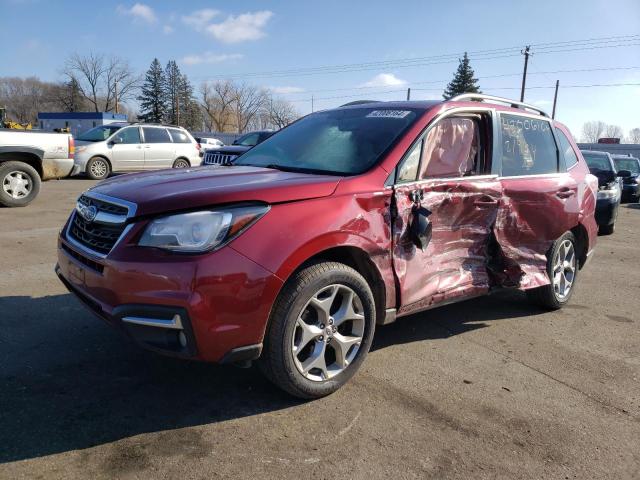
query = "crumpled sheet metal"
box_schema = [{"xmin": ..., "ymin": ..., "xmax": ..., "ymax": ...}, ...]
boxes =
[{"xmin": 393, "ymin": 178, "xmax": 501, "ymax": 315}]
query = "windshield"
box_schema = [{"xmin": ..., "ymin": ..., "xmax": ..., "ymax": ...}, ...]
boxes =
[
  {"xmin": 234, "ymin": 132, "xmax": 260, "ymax": 146},
  {"xmin": 613, "ymin": 157, "xmax": 640, "ymax": 174},
  {"xmin": 77, "ymin": 125, "xmax": 124, "ymax": 142},
  {"xmin": 582, "ymin": 153, "xmax": 613, "ymax": 172},
  {"xmin": 235, "ymin": 107, "xmax": 420, "ymax": 175}
]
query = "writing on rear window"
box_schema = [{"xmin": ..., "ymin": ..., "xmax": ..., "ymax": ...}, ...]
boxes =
[{"xmin": 366, "ymin": 110, "xmax": 412, "ymax": 119}]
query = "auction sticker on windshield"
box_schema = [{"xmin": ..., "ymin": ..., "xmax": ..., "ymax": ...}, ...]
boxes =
[{"xmin": 366, "ymin": 110, "xmax": 412, "ymax": 118}]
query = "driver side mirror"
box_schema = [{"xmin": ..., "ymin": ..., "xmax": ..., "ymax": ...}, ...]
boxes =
[
  {"xmin": 109, "ymin": 137, "xmax": 123, "ymax": 146},
  {"xmin": 617, "ymin": 169, "xmax": 632, "ymax": 178}
]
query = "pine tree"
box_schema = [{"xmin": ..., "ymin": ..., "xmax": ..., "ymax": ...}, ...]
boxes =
[
  {"xmin": 137, "ymin": 58, "xmax": 167, "ymax": 123},
  {"xmin": 443, "ymin": 52, "xmax": 481, "ymax": 100},
  {"xmin": 177, "ymin": 73, "xmax": 202, "ymax": 130},
  {"xmin": 164, "ymin": 60, "xmax": 181, "ymax": 125}
]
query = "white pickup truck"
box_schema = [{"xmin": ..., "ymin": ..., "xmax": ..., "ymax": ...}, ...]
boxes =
[{"xmin": 0, "ymin": 129, "xmax": 75, "ymax": 207}]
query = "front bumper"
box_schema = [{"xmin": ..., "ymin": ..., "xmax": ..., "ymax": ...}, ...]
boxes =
[
  {"xmin": 621, "ymin": 183, "xmax": 639, "ymax": 202},
  {"xmin": 594, "ymin": 198, "xmax": 619, "ymax": 227},
  {"xmin": 56, "ymin": 229, "xmax": 283, "ymax": 363}
]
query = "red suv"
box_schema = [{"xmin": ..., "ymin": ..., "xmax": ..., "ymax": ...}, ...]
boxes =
[{"xmin": 56, "ymin": 94, "xmax": 597, "ymax": 398}]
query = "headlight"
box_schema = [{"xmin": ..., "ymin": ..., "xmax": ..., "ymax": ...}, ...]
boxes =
[
  {"xmin": 139, "ymin": 204, "xmax": 269, "ymax": 252},
  {"xmin": 597, "ymin": 184, "xmax": 619, "ymax": 200}
]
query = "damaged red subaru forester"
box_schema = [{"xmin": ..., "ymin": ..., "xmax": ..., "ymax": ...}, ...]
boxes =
[{"xmin": 56, "ymin": 94, "xmax": 597, "ymax": 398}]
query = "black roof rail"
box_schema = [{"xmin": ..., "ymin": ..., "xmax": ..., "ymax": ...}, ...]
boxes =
[{"xmin": 340, "ymin": 100, "xmax": 381, "ymax": 107}]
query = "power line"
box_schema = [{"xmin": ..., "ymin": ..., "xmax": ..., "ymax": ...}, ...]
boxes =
[{"xmin": 192, "ymin": 34, "xmax": 640, "ymax": 81}]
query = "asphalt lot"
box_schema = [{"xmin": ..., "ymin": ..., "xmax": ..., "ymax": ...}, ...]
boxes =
[{"xmin": 1, "ymin": 178, "xmax": 639, "ymax": 479}]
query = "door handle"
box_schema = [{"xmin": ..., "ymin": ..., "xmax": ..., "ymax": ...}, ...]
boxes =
[
  {"xmin": 556, "ymin": 188, "xmax": 575, "ymax": 199},
  {"xmin": 144, "ymin": 145, "xmax": 151, "ymax": 149}
]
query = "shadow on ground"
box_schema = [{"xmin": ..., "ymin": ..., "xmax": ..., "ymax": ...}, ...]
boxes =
[{"xmin": 0, "ymin": 289, "xmax": 544, "ymax": 463}]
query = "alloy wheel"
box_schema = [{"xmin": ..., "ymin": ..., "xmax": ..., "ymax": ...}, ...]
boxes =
[
  {"xmin": 552, "ymin": 239, "xmax": 576, "ymax": 300},
  {"xmin": 174, "ymin": 160, "xmax": 189, "ymax": 168},
  {"xmin": 90, "ymin": 159, "xmax": 108, "ymax": 178},
  {"xmin": 2, "ymin": 171, "xmax": 32, "ymax": 199},
  {"xmin": 291, "ymin": 284, "xmax": 366, "ymax": 382}
]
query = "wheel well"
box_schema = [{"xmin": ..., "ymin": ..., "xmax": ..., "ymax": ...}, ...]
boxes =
[
  {"xmin": 0, "ymin": 152, "xmax": 43, "ymax": 178},
  {"xmin": 296, "ymin": 246, "xmax": 387, "ymax": 325},
  {"xmin": 571, "ymin": 223, "xmax": 589, "ymax": 269}
]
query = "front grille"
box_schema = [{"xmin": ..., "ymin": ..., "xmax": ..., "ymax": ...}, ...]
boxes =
[
  {"xmin": 78, "ymin": 194, "xmax": 128, "ymax": 216},
  {"xmin": 61, "ymin": 242, "xmax": 104, "ymax": 273},
  {"xmin": 68, "ymin": 213, "xmax": 127, "ymax": 255},
  {"xmin": 203, "ymin": 152, "xmax": 237, "ymax": 165}
]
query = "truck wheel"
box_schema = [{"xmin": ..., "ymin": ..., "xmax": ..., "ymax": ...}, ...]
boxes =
[
  {"xmin": 259, "ymin": 261, "xmax": 376, "ymax": 399},
  {"xmin": 86, "ymin": 157, "xmax": 110, "ymax": 180},
  {"xmin": 0, "ymin": 161, "xmax": 41, "ymax": 207},
  {"xmin": 527, "ymin": 231, "xmax": 578, "ymax": 310}
]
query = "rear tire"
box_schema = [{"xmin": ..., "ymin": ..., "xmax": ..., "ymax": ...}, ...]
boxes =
[
  {"xmin": 527, "ymin": 231, "xmax": 578, "ymax": 310},
  {"xmin": 599, "ymin": 223, "xmax": 615, "ymax": 235},
  {"xmin": 172, "ymin": 158, "xmax": 190, "ymax": 169},
  {"xmin": 259, "ymin": 261, "xmax": 376, "ymax": 399},
  {"xmin": 0, "ymin": 161, "xmax": 41, "ymax": 207},
  {"xmin": 86, "ymin": 157, "xmax": 110, "ymax": 180}
]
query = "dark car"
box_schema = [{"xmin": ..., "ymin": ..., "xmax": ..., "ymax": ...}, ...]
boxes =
[
  {"xmin": 202, "ymin": 130, "xmax": 274, "ymax": 165},
  {"xmin": 580, "ymin": 150, "xmax": 625, "ymax": 234},
  {"xmin": 611, "ymin": 154, "xmax": 640, "ymax": 203},
  {"xmin": 57, "ymin": 95, "xmax": 597, "ymax": 399}
]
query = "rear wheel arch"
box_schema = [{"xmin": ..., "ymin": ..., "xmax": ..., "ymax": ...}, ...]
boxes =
[{"xmin": 570, "ymin": 223, "xmax": 589, "ymax": 269}]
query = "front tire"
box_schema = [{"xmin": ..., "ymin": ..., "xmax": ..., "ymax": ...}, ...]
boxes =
[
  {"xmin": 259, "ymin": 261, "xmax": 376, "ymax": 399},
  {"xmin": 172, "ymin": 158, "xmax": 190, "ymax": 169},
  {"xmin": 86, "ymin": 157, "xmax": 110, "ymax": 180},
  {"xmin": 599, "ymin": 223, "xmax": 615, "ymax": 235},
  {"xmin": 527, "ymin": 231, "xmax": 578, "ymax": 310},
  {"xmin": 0, "ymin": 161, "xmax": 41, "ymax": 207}
]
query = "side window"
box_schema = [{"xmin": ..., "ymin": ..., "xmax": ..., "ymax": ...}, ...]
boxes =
[
  {"xmin": 397, "ymin": 140, "xmax": 422, "ymax": 182},
  {"xmin": 142, "ymin": 127, "xmax": 172, "ymax": 144},
  {"xmin": 555, "ymin": 127, "xmax": 578, "ymax": 169},
  {"xmin": 419, "ymin": 117, "xmax": 479, "ymax": 178},
  {"xmin": 168, "ymin": 129, "xmax": 191, "ymax": 143},
  {"xmin": 500, "ymin": 114, "xmax": 558, "ymax": 176},
  {"xmin": 113, "ymin": 127, "xmax": 140, "ymax": 144}
]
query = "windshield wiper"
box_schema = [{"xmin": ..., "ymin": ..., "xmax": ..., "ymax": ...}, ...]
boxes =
[{"xmin": 263, "ymin": 164, "xmax": 343, "ymax": 176}]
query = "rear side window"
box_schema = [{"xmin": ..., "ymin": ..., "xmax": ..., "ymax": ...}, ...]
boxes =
[
  {"xmin": 142, "ymin": 127, "xmax": 171, "ymax": 143},
  {"xmin": 419, "ymin": 117, "xmax": 479, "ymax": 178},
  {"xmin": 168, "ymin": 129, "xmax": 191, "ymax": 143},
  {"xmin": 555, "ymin": 128, "xmax": 578, "ymax": 169},
  {"xmin": 500, "ymin": 114, "xmax": 558, "ymax": 176},
  {"xmin": 113, "ymin": 127, "xmax": 140, "ymax": 144}
]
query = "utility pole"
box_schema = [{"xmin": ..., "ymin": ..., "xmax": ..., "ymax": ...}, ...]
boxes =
[
  {"xmin": 311, "ymin": 95, "xmax": 314, "ymax": 113},
  {"xmin": 552, "ymin": 80, "xmax": 559, "ymax": 119},
  {"xmin": 114, "ymin": 80, "xmax": 119, "ymax": 114},
  {"xmin": 520, "ymin": 45, "xmax": 531, "ymax": 102},
  {"xmin": 406, "ymin": 88, "xmax": 411, "ymax": 101}
]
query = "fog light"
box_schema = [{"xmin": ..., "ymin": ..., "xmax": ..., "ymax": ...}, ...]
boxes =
[{"xmin": 178, "ymin": 331, "xmax": 187, "ymax": 348}]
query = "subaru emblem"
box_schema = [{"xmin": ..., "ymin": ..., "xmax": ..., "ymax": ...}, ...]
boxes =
[{"xmin": 78, "ymin": 204, "xmax": 98, "ymax": 222}]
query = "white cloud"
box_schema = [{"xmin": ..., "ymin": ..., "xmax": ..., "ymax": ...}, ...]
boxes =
[
  {"xmin": 181, "ymin": 52, "xmax": 244, "ymax": 66},
  {"xmin": 270, "ymin": 86, "xmax": 305, "ymax": 94},
  {"xmin": 206, "ymin": 11, "xmax": 273, "ymax": 43},
  {"xmin": 182, "ymin": 8, "xmax": 220, "ymax": 32},
  {"xmin": 117, "ymin": 3, "xmax": 157, "ymax": 24},
  {"xmin": 163, "ymin": 25, "xmax": 174, "ymax": 34},
  {"xmin": 359, "ymin": 73, "xmax": 407, "ymax": 88}
]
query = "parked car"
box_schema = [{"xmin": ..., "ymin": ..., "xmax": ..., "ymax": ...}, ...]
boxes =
[
  {"xmin": 195, "ymin": 136, "xmax": 224, "ymax": 149},
  {"xmin": 0, "ymin": 128, "xmax": 74, "ymax": 207},
  {"xmin": 202, "ymin": 130, "xmax": 274, "ymax": 165},
  {"xmin": 611, "ymin": 154, "xmax": 640, "ymax": 203},
  {"xmin": 56, "ymin": 95, "xmax": 597, "ymax": 398},
  {"xmin": 72, "ymin": 124, "xmax": 201, "ymax": 179},
  {"xmin": 580, "ymin": 150, "xmax": 625, "ymax": 234}
]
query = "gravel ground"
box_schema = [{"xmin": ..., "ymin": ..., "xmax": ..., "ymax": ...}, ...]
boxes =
[{"xmin": 1, "ymin": 178, "xmax": 638, "ymax": 479}]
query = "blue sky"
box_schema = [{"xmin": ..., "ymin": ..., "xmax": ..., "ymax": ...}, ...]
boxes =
[{"xmin": 1, "ymin": 0, "xmax": 638, "ymax": 138}]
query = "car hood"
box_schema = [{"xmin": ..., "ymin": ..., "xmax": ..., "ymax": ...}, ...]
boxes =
[
  {"xmin": 87, "ymin": 166, "xmax": 341, "ymax": 216},
  {"xmin": 204, "ymin": 145, "xmax": 250, "ymax": 155}
]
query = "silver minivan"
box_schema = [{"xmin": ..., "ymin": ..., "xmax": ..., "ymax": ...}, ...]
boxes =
[{"xmin": 72, "ymin": 124, "xmax": 202, "ymax": 179}]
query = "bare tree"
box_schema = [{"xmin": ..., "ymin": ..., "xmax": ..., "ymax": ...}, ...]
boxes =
[
  {"xmin": 233, "ymin": 83, "xmax": 268, "ymax": 133},
  {"xmin": 581, "ymin": 121, "xmax": 607, "ymax": 143},
  {"xmin": 200, "ymin": 81, "xmax": 237, "ymax": 132},
  {"xmin": 64, "ymin": 52, "xmax": 138, "ymax": 112},
  {"xmin": 263, "ymin": 95, "xmax": 299, "ymax": 129},
  {"xmin": 604, "ymin": 124, "xmax": 624, "ymax": 139},
  {"xmin": 627, "ymin": 128, "xmax": 640, "ymax": 144},
  {"xmin": 0, "ymin": 76, "xmax": 55, "ymax": 124}
]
